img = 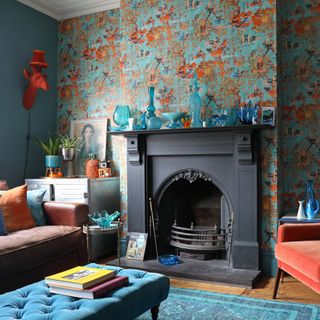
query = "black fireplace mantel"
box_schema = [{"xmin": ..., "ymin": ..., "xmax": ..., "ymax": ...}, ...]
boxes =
[
  {"xmin": 111, "ymin": 124, "xmax": 272, "ymax": 274},
  {"xmin": 109, "ymin": 124, "xmax": 272, "ymax": 137}
]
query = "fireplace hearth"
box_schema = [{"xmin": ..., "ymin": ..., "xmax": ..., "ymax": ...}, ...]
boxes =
[{"xmin": 110, "ymin": 126, "xmax": 267, "ymax": 286}]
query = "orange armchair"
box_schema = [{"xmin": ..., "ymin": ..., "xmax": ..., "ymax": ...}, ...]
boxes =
[{"xmin": 273, "ymin": 223, "xmax": 320, "ymax": 299}]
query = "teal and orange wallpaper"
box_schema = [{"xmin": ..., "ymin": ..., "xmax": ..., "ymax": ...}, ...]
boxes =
[
  {"xmin": 279, "ymin": 0, "xmax": 320, "ymax": 214},
  {"xmin": 57, "ymin": 0, "xmax": 285, "ymax": 274}
]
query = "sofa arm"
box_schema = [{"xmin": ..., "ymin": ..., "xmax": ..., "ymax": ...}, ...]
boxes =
[
  {"xmin": 278, "ymin": 223, "xmax": 320, "ymax": 243},
  {"xmin": 43, "ymin": 202, "xmax": 89, "ymax": 227}
]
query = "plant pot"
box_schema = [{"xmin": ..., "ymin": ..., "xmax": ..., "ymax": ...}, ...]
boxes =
[
  {"xmin": 62, "ymin": 148, "xmax": 75, "ymax": 161},
  {"xmin": 45, "ymin": 155, "xmax": 63, "ymax": 168}
]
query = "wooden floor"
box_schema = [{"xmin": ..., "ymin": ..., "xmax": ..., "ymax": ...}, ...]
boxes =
[{"xmin": 171, "ymin": 275, "xmax": 320, "ymax": 305}]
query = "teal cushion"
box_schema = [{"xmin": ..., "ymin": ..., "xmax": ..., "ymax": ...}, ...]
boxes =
[
  {"xmin": 27, "ymin": 189, "xmax": 47, "ymax": 226},
  {"xmin": 0, "ymin": 208, "xmax": 8, "ymax": 235}
]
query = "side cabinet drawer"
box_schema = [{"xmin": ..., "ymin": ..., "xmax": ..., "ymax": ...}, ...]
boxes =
[{"xmin": 54, "ymin": 184, "xmax": 88, "ymax": 204}]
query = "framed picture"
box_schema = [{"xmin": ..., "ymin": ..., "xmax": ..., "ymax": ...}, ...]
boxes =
[
  {"xmin": 126, "ymin": 232, "xmax": 148, "ymax": 261},
  {"xmin": 261, "ymin": 107, "xmax": 275, "ymax": 126},
  {"xmin": 70, "ymin": 118, "xmax": 108, "ymax": 176}
]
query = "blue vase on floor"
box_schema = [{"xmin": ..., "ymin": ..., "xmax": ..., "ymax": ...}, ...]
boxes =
[
  {"xmin": 189, "ymin": 72, "xmax": 202, "ymax": 128},
  {"xmin": 305, "ymin": 180, "xmax": 319, "ymax": 219}
]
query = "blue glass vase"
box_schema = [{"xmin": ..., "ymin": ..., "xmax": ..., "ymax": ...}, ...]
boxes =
[
  {"xmin": 189, "ymin": 72, "xmax": 202, "ymax": 128},
  {"xmin": 305, "ymin": 180, "xmax": 319, "ymax": 219},
  {"xmin": 113, "ymin": 105, "xmax": 131, "ymax": 130},
  {"xmin": 236, "ymin": 101, "xmax": 258, "ymax": 125},
  {"xmin": 146, "ymin": 86, "xmax": 162, "ymax": 130}
]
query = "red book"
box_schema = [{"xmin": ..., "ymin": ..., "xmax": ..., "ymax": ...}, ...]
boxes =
[{"xmin": 49, "ymin": 276, "xmax": 129, "ymax": 299}]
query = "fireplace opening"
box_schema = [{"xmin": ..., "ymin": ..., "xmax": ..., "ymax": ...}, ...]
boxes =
[{"xmin": 155, "ymin": 170, "xmax": 231, "ymax": 260}]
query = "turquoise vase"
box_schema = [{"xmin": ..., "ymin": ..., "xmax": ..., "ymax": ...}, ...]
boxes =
[
  {"xmin": 113, "ymin": 105, "xmax": 131, "ymax": 130},
  {"xmin": 189, "ymin": 72, "xmax": 202, "ymax": 128},
  {"xmin": 146, "ymin": 86, "xmax": 162, "ymax": 130},
  {"xmin": 305, "ymin": 180, "xmax": 319, "ymax": 219}
]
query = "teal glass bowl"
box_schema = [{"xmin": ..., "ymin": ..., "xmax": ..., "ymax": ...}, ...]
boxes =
[{"xmin": 161, "ymin": 112, "xmax": 186, "ymax": 128}]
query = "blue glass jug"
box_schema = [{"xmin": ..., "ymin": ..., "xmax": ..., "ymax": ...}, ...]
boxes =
[{"xmin": 305, "ymin": 180, "xmax": 319, "ymax": 219}]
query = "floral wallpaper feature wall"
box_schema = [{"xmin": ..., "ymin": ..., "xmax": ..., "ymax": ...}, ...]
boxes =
[
  {"xmin": 57, "ymin": 10, "xmax": 128, "ymax": 235},
  {"xmin": 57, "ymin": 0, "xmax": 280, "ymax": 271},
  {"xmin": 279, "ymin": 0, "xmax": 320, "ymax": 214}
]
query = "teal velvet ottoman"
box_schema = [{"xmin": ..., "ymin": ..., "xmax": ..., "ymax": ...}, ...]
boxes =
[{"xmin": 0, "ymin": 263, "xmax": 170, "ymax": 320}]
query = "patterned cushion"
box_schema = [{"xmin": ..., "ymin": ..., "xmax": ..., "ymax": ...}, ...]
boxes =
[
  {"xmin": 0, "ymin": 185, "xmax": 36, "ymax": 232},
  {"xmin": 0, "ymin": 208, "xmax": 7, "ymax": 236},
  {"xmin": 27, "ymin": 189, "xmax": 47, "ymax": 226}
]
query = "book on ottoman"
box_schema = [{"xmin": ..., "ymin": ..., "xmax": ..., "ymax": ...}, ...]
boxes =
[
  {"xmin": 45, "ymin": 266, "xmax": 115, "ymax": 289},
  {"xmin": 49, "ymin": 276, "xmax": 129, "ymax": 299}
]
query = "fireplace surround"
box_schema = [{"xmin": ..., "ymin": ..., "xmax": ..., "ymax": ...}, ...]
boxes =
[{"xmin": 111, "ymin": 125, "xmax": 268, "ymax": 286}]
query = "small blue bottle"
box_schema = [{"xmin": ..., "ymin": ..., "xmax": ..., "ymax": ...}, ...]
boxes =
[{"xmin": 189, "ymin": 72, "xmax": 202, "ymax": 128}]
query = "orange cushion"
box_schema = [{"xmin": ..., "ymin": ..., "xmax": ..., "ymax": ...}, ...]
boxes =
[
  {"xmin": 0, "ymin": 185, "xmax": 35, "ymax": 232},
  {"xmin": 275, "ymin": 241, "xmax": 320, "ymax": 283}
]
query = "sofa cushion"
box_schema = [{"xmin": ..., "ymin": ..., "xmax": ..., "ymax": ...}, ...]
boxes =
[
  {"xmin": 0, "ymin": 225, "xmax": 82, "ymax": 255},
  {"xmin": 27, "ymin": 189, "xmax": 47, "ymax": 226},
  {"xmin": 0, "ymin": 226, "xmax": 84, "ymax": 278},
  {"xmin": 0, "ymin": 208, "xmax": 7, "ymax": 236},
  {"xmin": 275, "ymin": 240, "xmax": 320, "ymax": 283},
  {"xmin": 0, "ymin": 185, "xmax": 35, "ymax": 232}
]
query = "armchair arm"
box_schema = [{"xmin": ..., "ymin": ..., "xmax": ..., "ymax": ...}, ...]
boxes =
[
  {"xmin": 43, "ymin": 201, "xmax": 89, "ymax": 227},
  {"xmin": 278, "ymin": 223, "xmax": 320, "ymax": 243}
]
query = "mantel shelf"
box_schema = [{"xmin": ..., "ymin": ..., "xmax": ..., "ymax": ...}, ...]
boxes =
[{"xmin": 109, "ymin": 124, "xmax": 274, "ymax": 136}]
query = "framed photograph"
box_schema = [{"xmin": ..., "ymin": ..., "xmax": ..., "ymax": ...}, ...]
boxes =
[
  {"xmin": 126, "ymin": 232, "xmax": 148, "ymax": 261},
  {"xmin": 261, "ymin": 107, "xmax": 275, "ymax": 126},
  {"xmin": 70, "ymin": 118, "xmax": 108, "ymax": 176}
]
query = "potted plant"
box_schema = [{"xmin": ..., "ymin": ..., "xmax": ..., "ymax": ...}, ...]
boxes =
[
  {"xmin": 59, "ymin": 134, "xmax": 79, "ymax": 161},
  {"xmin": 34, "ymin": 134, "xmax": 63, "ymax": 170}
]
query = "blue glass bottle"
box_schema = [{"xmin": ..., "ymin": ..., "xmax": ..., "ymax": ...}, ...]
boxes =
[
  {"xmin": 146, "ymin": 86, "xmax": 162, "ymax": 130},
  {"xmin": 189, "ymin": 72, "xmax": 202, "ymax": 128},
  {"xmin": 305, "ymin": 180, "xmax": 319, "ymax": 219}
]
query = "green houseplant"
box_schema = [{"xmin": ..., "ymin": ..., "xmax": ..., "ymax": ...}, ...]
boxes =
[
  {"xmin": 59, "ymin": 134, "xmax": 79, "ymax": 161},
  {"xmin": 34, "ymin": 134, "xmax": 63, "ymax": 170}
]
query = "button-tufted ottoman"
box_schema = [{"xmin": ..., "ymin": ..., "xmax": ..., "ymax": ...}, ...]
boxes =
[{"xmin": 0, "ymin": 263, "xmax": 170, "ymax": 320}]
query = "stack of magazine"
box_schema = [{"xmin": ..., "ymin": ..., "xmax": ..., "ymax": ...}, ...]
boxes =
[{"xmin": 45, "ymin": 266, "xmax": 128, "ymax": 299}]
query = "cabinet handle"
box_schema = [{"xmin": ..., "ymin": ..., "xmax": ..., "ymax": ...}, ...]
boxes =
[{"xmin": 83, "ymin": 192, "xmax": 88, "ymax": 199}]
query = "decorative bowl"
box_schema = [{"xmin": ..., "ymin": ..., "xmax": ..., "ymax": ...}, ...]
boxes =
[
  {"xmin": 89, "ymin": 210, "xmax": 120, "ymax": 229},
  {"xmin": 161, "ymin": 112, "xmax": 186, "ymax": 129},
  {"xmin": 158, "ymin": 254, "xmax": 180, "ymax": 265}
]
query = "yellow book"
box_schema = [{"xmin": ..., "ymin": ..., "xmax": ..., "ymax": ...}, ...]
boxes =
[{"xmin": 45, "ymin": 266, "xmax": 115, "ymax": 289}]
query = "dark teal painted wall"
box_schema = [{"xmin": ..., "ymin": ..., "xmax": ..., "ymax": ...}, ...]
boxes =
[{"xmin": 0, "ymin": 0, "xmax": 57, "ymax": 187}]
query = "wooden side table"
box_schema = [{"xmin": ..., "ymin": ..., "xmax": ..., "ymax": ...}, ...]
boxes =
[
  {"xmin": 83, "ymin": 222, "xmax": 121, "ymax": 266},
  {"xmin": 279, "ymin": 213, "xmax": 320, "ymax": 225}
]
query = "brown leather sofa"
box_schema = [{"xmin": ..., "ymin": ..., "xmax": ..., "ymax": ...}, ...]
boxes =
[{"xmin": 0, "ymin": 202, "xmax": 89, "ymax": 293}]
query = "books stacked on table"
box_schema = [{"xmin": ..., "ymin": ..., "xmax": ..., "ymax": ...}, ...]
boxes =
[{"xmin": 45, "ymin": 266, "xmax": 128, "ymax": 299}]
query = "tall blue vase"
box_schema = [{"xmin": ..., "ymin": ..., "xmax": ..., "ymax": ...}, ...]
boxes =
[
  {"xmin": 189, "ymin": 72, "xmax": 202, "ymax": 128},
  {"xmin": 305, "ymin": 180, "xmax": 319, "ymax": 219},
  {"xmin": 146, "ymin": 86, "xmax": 162, "ymax": 130}
]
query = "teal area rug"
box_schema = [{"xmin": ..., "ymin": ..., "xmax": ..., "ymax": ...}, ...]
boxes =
[{"xmin": 138, "ymin": 287, "xmax": 320, "ymax": 320}]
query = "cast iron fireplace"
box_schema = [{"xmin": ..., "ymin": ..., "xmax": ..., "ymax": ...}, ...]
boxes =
[
  {"xmin": 155, "ymin": 169, "xmax": 230, "ymax": 260},
  {"xmin": 111, "ymin": 126, "xmax": 265, "ymax": 286}
]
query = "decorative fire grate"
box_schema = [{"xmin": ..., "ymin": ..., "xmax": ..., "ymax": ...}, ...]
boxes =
[{"xmin": 170, "ymin": 223, "xmax": 226, "ymax": 260}]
